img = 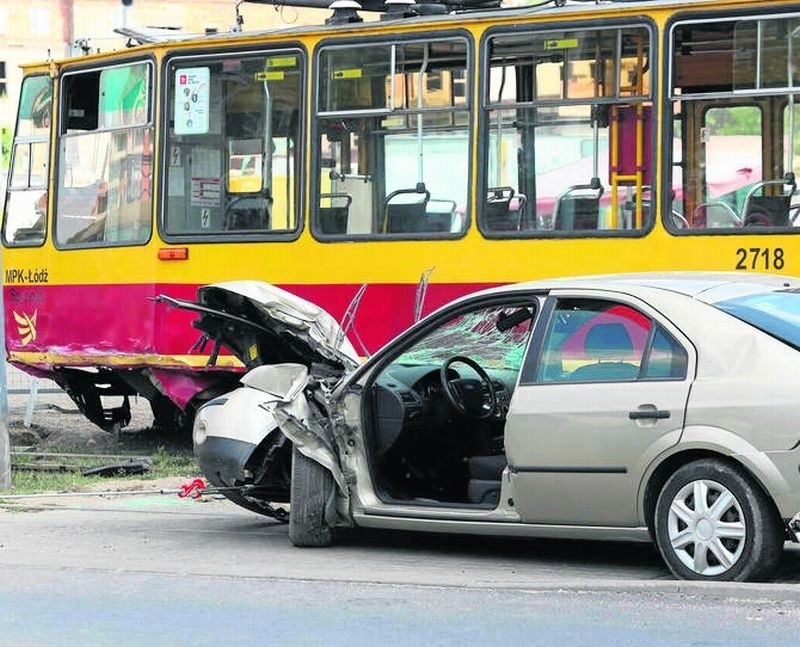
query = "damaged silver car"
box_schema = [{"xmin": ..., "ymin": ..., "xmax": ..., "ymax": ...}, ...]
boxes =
[{"xmin": 165, "ymin": 273, "xmax": 800, "ymax": 582}]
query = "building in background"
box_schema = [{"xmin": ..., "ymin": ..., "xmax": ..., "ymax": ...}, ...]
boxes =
[{"xmin": 0, "ymin": 0, "xmax": 328, "ymax": 165}]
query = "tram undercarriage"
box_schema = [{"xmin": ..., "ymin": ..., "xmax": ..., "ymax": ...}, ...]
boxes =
[{"xmin": 37, "ymin": 365, "xmax": 240, "ymax": 435}]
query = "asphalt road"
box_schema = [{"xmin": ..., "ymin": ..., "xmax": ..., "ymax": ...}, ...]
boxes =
[
  {"xmin": 2, "ymin": 494, "xmax": 800, "ymax": 644},
  {"xmin": 2, "ymin": 566, "xmax": 800, "ymax": 646}
]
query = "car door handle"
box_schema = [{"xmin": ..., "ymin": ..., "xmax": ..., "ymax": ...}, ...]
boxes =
[{"xmin": 629, "ymin": 409, "xmax": 670, "ymax": 420}]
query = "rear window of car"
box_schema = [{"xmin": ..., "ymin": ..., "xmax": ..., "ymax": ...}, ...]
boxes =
[{"xmin": 714, "ymin": 289, "xmax": 800, "ymax": 349}]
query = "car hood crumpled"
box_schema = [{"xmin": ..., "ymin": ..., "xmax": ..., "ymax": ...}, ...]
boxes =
[{"xmin": 158, "ymin": 281, "xmax": 360, "ymax": 373}]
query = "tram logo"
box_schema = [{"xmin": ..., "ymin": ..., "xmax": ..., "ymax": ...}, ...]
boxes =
[{"xmin": 13, "ymin": 310, "xmax": 37, "ymax": 345}]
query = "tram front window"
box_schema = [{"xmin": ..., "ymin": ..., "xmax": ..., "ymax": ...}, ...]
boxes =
[
  {"xmin": 163, "ymin": 50, "xmax": 303, "ymax": 237},
  {"xmin": 3, "ymin": 74, "xmax": 51, "ymax": 247},
  {"xmin": 313, "ymin": 37, "xmax": 470, "ymax": 238}
]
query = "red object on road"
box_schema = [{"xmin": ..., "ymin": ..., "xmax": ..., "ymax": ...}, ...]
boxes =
[{"xmin": 178, "ymin": 478, "xmax": 206, "ymax": 499}]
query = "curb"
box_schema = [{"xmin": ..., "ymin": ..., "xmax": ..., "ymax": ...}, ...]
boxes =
[{"xmin": 488, "ymin": 579, "xmax": 800, "ymax": 603}]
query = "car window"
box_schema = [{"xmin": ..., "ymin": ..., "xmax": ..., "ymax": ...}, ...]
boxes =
[
  {"xmin": 643, "ymin": 326, "xmax": 688, "ymax": 379},
  {"xmin": 714, "ymin": 289, "xmax": 800, "ymax": 349},
  {"xmin": 395, "ymin": 303, "xmax": 535, "ymax": 371},
  {"xmin": 534, "ymin": 298, "xmax": 653, "ymax": 383}
]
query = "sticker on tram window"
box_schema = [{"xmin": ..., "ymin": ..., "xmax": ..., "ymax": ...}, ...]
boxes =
[
  {"xmin": 266, "ymin": 57, "xmax": 297, "ymax": 69},
  {"xmin": 735, "ymin": 247, "xmax": 785, "ymax": 271},
  {"xmin": 174, "ymin": 67, "xmax": 210, "ymax": 135},
  {"xmin": 255, "ymin": 71, "xmax": 285, "ymax": 81},
  {"xmin": 543, "ymin": 38, "xmax": 579, "ymax": 51},
  {"xmin": 381, "ymin": 116, "xmax": 405, "ymax": 128},
  {"xmin": 333, "ymin": 68, "xmax": 362, "ymax": 80}
]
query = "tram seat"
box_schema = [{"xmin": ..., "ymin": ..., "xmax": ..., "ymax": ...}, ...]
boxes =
[
  {"xmin": 226, "ymin": 209, "xmax": 269, "ymax": 230},
  {"xmin": 383, "ymin": 184, "xmax": 431, "ymax": 233},
  {"xmin": 743, "ymin": 196, "xmax": 791, "ymax": 227},
  {"xmin": 554, "ymin": 197, "xmax": 600, "ymax": 230},
  {"xmin": 422, "ymin": 199, "xmax": 457, "ymax": 233},
  {"xmin": 553, "ymin": 180, "xmax": 604, "ymax": 231},
  {"xmin": 485, "ymin": 186, "xmax": 519, "ymax": 231},
  {"xmin": 742, "ymin": 174, "xmax": 796, "ymax": 227},
  {"xmin": 424, "ymin": 214, "xmax": 453, "ymax": 232},
  {"xmin": 224, "ymin": 193, "xmax": 272, "ymax": 230},
  {"xmin": 318, "ymin": 193, "xmax": 352, "ymax": 235}
]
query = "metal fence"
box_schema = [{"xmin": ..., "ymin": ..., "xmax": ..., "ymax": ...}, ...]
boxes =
[{"xmin": 6, "ymin": 364, "xmax": 61, "ymax": 395}]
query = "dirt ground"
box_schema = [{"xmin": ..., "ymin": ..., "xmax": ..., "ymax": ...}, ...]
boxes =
[
  {"xmin": 2, "ymin": 391, "xmax": 201, "ymax": 505},
  {"xmin": 6, "ymin": 391, "xmax": 191, "ymax": 454}
]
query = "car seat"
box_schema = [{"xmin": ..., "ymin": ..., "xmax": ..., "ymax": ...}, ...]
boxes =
[{"xmin": 568, "ymin": 322, "xmax": 640, "ymax": 381}]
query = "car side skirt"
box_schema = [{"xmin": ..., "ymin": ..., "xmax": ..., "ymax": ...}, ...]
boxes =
[{"xmin": 353, "ymin": 512, "xmax": 652, "ymax": 543}]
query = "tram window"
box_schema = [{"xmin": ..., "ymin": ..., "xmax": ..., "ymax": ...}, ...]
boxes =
[
  {"xmin": 55, "ymin": 62, "xmax": 152, "ymax": 247},
  {"xmin": 313, "ymin": 37, "xmax": 470, "ymax": 239},
  {"xmin": 481, "ymin": 26, "xmax": 653, "ymax": 237},
  {"xmin": 701, "ymin": 106, "xmax": 763, "ymax": 227},
  {"xmin": 3, "ymin": 75, "xmax": 51, "ymax": 247},
  {"xmin": 163, "ymin": 51, "xmax": 303, "ymax": 238},
  {"xmin": 669, "ymin": 14, "xmax": 800, "ymax": 232}
]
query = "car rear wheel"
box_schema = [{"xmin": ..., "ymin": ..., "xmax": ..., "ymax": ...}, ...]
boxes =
[
  {"xmin": 654, "ymin": 458, "xmax": 783, "ymax": 581},
  {"xmin": 288, "ymin": 446, "xmax": 334, "ymax": 547}
]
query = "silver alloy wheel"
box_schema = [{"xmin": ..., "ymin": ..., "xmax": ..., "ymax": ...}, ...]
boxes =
[{"xmin": 667, "ymin": 478, "xmax": 747, "ymax": 576}]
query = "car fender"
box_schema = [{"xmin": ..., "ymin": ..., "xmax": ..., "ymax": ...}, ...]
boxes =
[
  {"xmin": 193, "ymin": 387, "xmax": 284, "ymax": 489},
  {"xmin": 246, "ymin": 364, "xmax": 349, "ymax": 503},
  {"xmin": 638, "ymin": 423, "xmax": 792, "ymax": 517},
  {"xmin": 273, "ymin": 396, "xmax": 348, "ymax": 494},
  {"xmin": 197, "ymin": 362, "xmax": 309, "ymax": 449},
  {"xmin": 202, "ymin": 364, "xmax": 348, "ymax": 497}
]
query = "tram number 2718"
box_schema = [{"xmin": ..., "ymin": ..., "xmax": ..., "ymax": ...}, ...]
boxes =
[{"xmin": 735, "ymin": 247, "xmax": 785, "ymax": 271}]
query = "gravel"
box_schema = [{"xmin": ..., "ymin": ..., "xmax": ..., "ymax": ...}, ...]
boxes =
[{"xmin": 6, "ymin": 391, "xmax": 190, "ymax": 454}]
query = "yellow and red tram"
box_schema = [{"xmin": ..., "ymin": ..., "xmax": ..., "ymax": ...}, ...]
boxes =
[{"xmin": 4, "ymin": 0, "xmax": 800, "ymax": 429}]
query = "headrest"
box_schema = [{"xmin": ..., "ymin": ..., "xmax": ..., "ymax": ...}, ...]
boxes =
[{"xmin": 584, "ymin": 323, "xmax": 633, "ymax": 358}]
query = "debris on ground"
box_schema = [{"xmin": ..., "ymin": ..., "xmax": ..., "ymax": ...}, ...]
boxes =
[{"xmin": 81, "ymin": 458, "xmax": 153, "ymax": 478}]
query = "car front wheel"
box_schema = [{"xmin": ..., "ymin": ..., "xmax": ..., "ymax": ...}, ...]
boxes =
[
  {"xmin": 288, "ymin": 446, "xmax": 335, "ymax": 547},
  {"xmin": 654, "ymin": 458, "xmax": 783, "ymax": 581}
]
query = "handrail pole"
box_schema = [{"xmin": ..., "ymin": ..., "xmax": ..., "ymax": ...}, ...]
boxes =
[
  {"xmin": 417, "ymin": 44, "xmax": 429, "ymax": 184},
  {"xmin": 788, "ymin": 28, "xmax": 795, "ymax": 176}
]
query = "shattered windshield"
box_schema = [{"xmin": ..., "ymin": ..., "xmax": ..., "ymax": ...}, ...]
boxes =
[{"xmin": 395, "ymin": 303, "xmax": 535, "ymax": 371}]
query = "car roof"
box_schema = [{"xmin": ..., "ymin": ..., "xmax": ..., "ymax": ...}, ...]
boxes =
[{"xmin": 483, "ymin": 271, "xmax": 800, "ymax": 303}]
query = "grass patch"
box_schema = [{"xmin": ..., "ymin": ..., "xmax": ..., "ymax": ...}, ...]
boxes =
[{"xmin": 4, "ymin": 446, "xmax": 200, "ymax": 495}]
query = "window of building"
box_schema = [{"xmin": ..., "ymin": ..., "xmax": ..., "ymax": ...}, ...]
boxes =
[{"xmin": 29, "ymin": 7, "xmax": 51, "ymax": 35}]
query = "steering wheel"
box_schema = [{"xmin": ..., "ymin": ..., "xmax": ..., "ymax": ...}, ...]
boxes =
[
  {"xmin": 440, "ymin": 355, "xmax": 497, "ymax": 420},
  {"xmin": 223, "ymin": 194, "xmax": 272, "ymax": 230}
]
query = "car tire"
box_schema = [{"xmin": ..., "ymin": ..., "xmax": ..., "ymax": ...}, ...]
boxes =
[
  {"xmin": 288, "ymin": 445, "xmax": 334, "ymax": 547},
  {"xmin": 654, "ymin": 458, "xmax": 783, "ymax": 582}
]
